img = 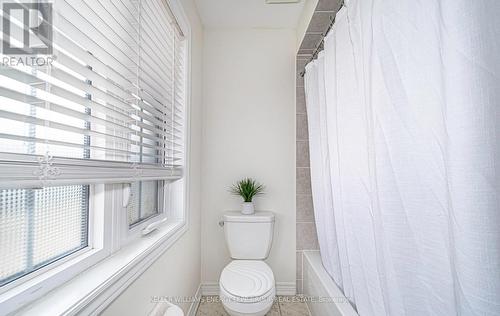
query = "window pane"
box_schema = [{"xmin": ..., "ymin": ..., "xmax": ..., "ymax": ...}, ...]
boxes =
[
  {"xmin": 127, "ymin": 181, "xmax": 159, "ymax": 227},
  {"xmin": 0, "ymin": 185, "xmax": 89, "ymax": 287}
]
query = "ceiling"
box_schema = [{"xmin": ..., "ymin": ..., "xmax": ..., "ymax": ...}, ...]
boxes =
[{"xmin": 194, "ymin": 0, "xmax": 306, "ymax": 29}]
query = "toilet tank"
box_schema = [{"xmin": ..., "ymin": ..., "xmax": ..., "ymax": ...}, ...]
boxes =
[{"xmin": 223, "ymin": 211, "xmax": 275, "ymax": 260}]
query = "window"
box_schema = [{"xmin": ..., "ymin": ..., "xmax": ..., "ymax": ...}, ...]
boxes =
[
  {"xmin": 0, "ymin": 185, "xmax": 89, "ymax": 287},
  {"xmin": 0, "ymin": 0, "xmax": 188, "ymax": 313},
  {"xmin": 127, "ymin": 181, "xmax": 161, "ymax": 227}
]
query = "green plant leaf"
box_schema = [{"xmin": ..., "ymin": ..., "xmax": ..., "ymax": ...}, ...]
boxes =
[{"xmin": 229, "ymin": 178, "xmax": 265, "ymax": 202}]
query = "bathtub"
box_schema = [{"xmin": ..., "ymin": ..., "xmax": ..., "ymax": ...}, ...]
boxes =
[{"xmin": 302, "ymin": 251, "xmax": 358, "ymax": 316}]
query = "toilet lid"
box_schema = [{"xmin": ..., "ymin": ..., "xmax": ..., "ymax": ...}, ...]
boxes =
[{"xmin": 220, "ymin": 261, "xmax": 274, "ymax": 299}]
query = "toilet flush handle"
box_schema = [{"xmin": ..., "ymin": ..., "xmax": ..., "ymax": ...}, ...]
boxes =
[{"xmin": 218, "ymin": 220, "xmax": 224, "ymax": 227}]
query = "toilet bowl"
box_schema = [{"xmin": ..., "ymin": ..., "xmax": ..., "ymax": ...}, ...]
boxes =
[
  {"xmin": 220, "ymin": 260, "xmax": 275, "ymax": 316},
  {"xmin": 219, "ymin": 211, "xmax": 276, "ymax": 316}
]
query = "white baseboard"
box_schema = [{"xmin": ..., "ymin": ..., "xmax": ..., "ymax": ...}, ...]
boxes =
[
  {"xmin": 201, "ymin": 282, "xmax": 296, "ymax": 296},
  {"xmin": 187, "ymin": 284, "xmax": 202, "ymax": 316},
  {"xmin": 276, "ymin": 282, "xmax": 297, "ymax": 296},
  {"xmin": 201, "ymin": 283, "xmax": 219, "ymax": 296}
]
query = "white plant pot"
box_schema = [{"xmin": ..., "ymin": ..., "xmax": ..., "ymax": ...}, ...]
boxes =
[{"xmin": 241, "ymin": 202, "xmax": 255, "ymax": 215}]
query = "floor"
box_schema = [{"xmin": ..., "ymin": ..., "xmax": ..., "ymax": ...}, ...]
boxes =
[{"xmin": 195, "ymin": 296, "xmax": 311, "ymax": 316}]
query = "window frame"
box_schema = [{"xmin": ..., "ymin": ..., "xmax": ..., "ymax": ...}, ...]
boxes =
[
  {"xmin": 126, "ymin": 181, "xmax": 164, "ymax": 228},
  {"xmin": 121, "ymin": 180, "xmax": 169, "ymax": 245},
  {"xmin": 0, "ymin": 0, "xmax": 191, "ymax": 314},
  {"xmin": 0, "ymin": 184, "xmax": 112, "ymax": 313},
  {"xmin": 0, "ymin": 185, "xmax": 92, "ymax": 291}
]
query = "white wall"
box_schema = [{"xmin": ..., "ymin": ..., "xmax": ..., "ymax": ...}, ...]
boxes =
[
  {"xmin": 102, "ymin": 0, "xmax": 204, "ymax": 314},
  {"xmin": 201, "ymin": 29, "xmax": 296, "ymax": 286}
]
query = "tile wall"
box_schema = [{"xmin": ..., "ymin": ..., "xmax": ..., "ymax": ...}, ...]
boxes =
[{"xmin": 295, "ymin": 0, "xmax": 342, "ymax": 294}]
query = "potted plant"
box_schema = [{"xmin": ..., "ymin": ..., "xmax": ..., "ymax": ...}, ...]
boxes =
[{"xmin": 230, "ymin": 178, "xmax": 265, "ymax": 215}]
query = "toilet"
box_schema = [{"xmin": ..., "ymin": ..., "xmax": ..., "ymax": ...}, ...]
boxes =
[{"xmin": 219, "ymin": 211, "xmax": 276, "ymax": 316}]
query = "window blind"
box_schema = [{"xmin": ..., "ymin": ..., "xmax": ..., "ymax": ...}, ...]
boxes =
[{"xmin": 0, "ymin": 0, "xmax": 186, "ymax": 188}]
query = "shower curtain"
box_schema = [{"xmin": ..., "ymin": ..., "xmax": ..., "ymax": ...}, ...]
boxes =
[{"xmin": 304, "ymin": 0, "xmax": 500, "ymax": 315}]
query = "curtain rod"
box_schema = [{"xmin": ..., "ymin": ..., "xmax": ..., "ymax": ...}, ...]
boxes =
[{"xmin": 299, "ymin": 0, "xmax": 345, "ymax": 77}]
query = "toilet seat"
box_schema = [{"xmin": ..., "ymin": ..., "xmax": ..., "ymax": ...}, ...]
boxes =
[
  {"xmin": 220, "ymin": 260, "xmax": 275, "ymax": 315},
  {"xmin": 220, "ymin": 260, "xmax": 274, "ymax": 300}
]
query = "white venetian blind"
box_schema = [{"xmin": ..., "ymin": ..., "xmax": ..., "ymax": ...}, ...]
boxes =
[{"xmin": 0, "ymin": 0, "xmax": 186, "ymax": 188}]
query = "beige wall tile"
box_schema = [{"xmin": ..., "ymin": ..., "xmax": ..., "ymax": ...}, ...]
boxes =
[
  {"xmin": 296, "ymin": 114, "xmax": 309, "ymax": 141},
  {"xmin": 296, "ymin": 194, "xmax": 314, "ymax": 222},
  {"xmin": 299, "ymin": 33, "xmax": 323, "ymax": 52},
  {"xmin": 296, "ymin": 140, "xmax": 310, "ymax": 168},
  {"xmin": 296, "ymin": 70, "xmax": 305, "ymax": 87},
  {"xmin": 296, "ymin": 222, "xmax": 319, "ymax": 250},
  {"xmin": 296, "ymin": 86, "xmax": 306, "ymax": 114},
  {"xmin": 316, "ymin": 0, "xmax": 343, "ymax": 11},
  {"xmin": 306, "ymin": 12, "xmax": 335, "ymax": 33},
  {"xmin": 296, "ymin": 58, "xmax": 308, "ymax": 73},
  {"xmin": 296, "ymin": 168, "xmax": 312, "ymax": 195}
]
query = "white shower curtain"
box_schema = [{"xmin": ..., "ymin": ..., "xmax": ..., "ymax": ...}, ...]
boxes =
[{"xmin": 304, "ymin": 0, "xmax": 500, "ymax": 315}]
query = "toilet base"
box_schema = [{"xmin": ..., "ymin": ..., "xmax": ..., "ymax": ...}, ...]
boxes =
[
  {"xmin": 220, "ymin": 287, "xmax": 275, "ymax": 316},
  {"xmin": 222, "ymin": 304, "xmax": 271, "ymax": 316}
]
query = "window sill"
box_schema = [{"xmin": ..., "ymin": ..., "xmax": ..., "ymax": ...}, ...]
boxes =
[{"xmin": 14, "ymin": 219, "xmax": 187, "ymax": 315}]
